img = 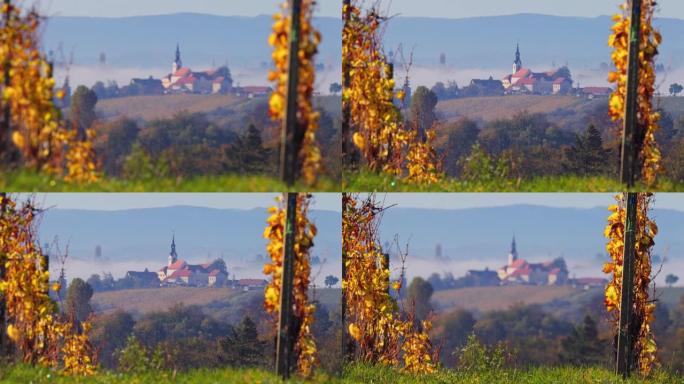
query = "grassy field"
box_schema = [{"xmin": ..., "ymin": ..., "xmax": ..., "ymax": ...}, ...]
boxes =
[
  {"xmin": 1, "ymin": 364, "xmax": 680, "ymax": 384},
  {"xmin": 432, "ymin": 285, "xmax": 595, "ymax": 314},
  {"xmin": 92, "ymin": 287, "xmax": 253, "ymax": 317},
  {"xmin": 91, "ymin": 287, "xmax": 341, "ymax": 324},
  {"xmin": 436, "ymin": 95, "xmax": 598, "ymax": 123},
  {"xmin": 96, "ymin": 94, "xmax": 341, "ymax": 123},
  {"xmin": 343, "ymin": 171, "xmax": 684, "ymax": 192},
  {"xmin": 436, "ymin": 95, "xmax": 684, "ymax": 124},
  {"xmin": 96, "ymin": 94, "xmax": 249, "ymax": 121},
  {"xmin": 0, "ymin": 171, "xmax": 339, "ymax": 192}
]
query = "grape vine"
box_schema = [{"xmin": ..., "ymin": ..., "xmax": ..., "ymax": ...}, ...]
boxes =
[{"xmin": 263, "ymin": 193, "xmax": 317, "ymax": 376}]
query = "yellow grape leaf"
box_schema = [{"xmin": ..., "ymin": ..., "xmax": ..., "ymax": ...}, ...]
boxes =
[
  {"xmin": 6, "ymin": 324, "xmax": 19, "ymax": 342},
  {"xmin": 348, "ymin": 323, "xmax": 361, "ymax": 341},
  {"xmin": 352, "ymin": 132, "xmax": 365, "ymax": 151}
]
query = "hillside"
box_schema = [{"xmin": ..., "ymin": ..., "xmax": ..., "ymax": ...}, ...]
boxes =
[
  {"xmin": 432, "ymin": 285, "xmax": 590, "ymax": 314},
  {"xmin": 96, "ymin": 94, "xmax": 248, "ymax": 121},
  {"xmin": 92, "ymin": 287, "xmax": 342, "ymax": 324},
  {"xmin": 96, "ymin": 94, "xmax": 341, "ymax": 123},
  {"xmin": 436, "ymin": 95, "xmax": 684, "ymax": 127},
  {"xmin": 432, "ymin": 285, "xmax": 683, "ymax": 324},
  {"xmin": 436, "ymin": 95, "xmax": 599, "ymax": 124}
]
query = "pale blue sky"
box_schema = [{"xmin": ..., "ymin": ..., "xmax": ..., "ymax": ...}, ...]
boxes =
[{"xmin": 39, "ymin": 0, "xmax": 684, "ymax": 19}]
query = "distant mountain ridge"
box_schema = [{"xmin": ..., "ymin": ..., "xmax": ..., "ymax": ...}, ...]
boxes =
[
  {"xmin": 43, "ymin": 13, "xmax": 684, "ymax": 69},
  {"xmin": 38, "ymin": 206, "xmax": 342, "ymax": 264},
  {"xmin": 379, "ymin": 205, "xmax": 684, "ymax": 264}
]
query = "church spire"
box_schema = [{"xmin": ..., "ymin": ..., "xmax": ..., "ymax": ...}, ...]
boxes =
[
  {"xmin": 173, "ymin": 43, "xmax": 182, "ymax": 74},
  {"xmin": 508, "ymin": 236, "xmax": 519, "ymax": 265},
  {"xmin": 513, "ymin": 42, "xmax": 522, "ymax": 74},
  {"xmin": 168, "ymin": 232, "xmax": 178, "ymax": 266}
]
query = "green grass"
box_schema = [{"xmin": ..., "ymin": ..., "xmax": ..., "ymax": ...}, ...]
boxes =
[
  {"xmin": 0, "ymin": 171, "xmax": 339, "ymax": 192},
  {"xmin": 0, "ymin": 364, "xmax": 680, "ymax": 384},
  {"xmin": 344, "ymin": 170, "xmax": 684, "ymax": 192}
]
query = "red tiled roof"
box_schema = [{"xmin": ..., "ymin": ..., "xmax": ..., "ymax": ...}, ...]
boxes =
[
  {"xmin": 510, "ymin": 266, "xmax": 531, "ymax": 277},
  {"xmin": 517, "ymin": 78, "xmax": 536, "ymax": 85},
  {"xmin": 512, "ymin": 68, "xmax": 531, "ymax": 78},
  {"xmin": 174, "ymin": 67, "xmax": 191, "ymax": 77},
  {"xmin": 548, "ymin": 268, "xmax": 561, "ymax": 275},
  {"xmin": 510, "ymin": 259, "xmax": 528, "ymax": 268},
  {"xmin": 553, "ymin": 77, "xmax": 567, "ymax": 84},
  {"xmin": 175, "ymin": 75, "xmax": 196, "ymax": 85},
  {"xmin": 208, "ymin": 269, "xmax": 223, "ymax": 277},
  {"xmin": 169, "ymin": 269, "xmax": 192, "ymax": 278},
  {"xmin": 212, "ymin": 76, "xmax": 225, "ymax": 84},
  {"xmin": 168, "ymin": 260, "xmax": 187, "ymax": 270}
]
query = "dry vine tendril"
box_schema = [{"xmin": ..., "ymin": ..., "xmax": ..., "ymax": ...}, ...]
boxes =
[
  {"xmin": 343, "ymin": 1, "xmax": 441, "ymax": 184},
  {"xmin": 342, "ymin": 193, "xmax": 437, "ymax": 373},
  {"xmin": 604, "ymin": 193, "xmax": 657, "ymax": 374},
  {"xmin": 608, "ymin": 0, "xmax": 661, "ymax": 185},
  {"xmin": 268, "ymin": 0, "xmax": 322, "ymax": 186},
  {"xmin": 263, "ymin": 193, "xmax": 317, "ymax": 376}
]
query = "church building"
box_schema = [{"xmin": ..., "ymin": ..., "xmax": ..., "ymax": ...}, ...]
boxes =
[
  {"xmin": 501, "ymin": 44, "xmax": 573, "ymax": 95},
  {"xmin": 161, "ymin": 44, "xmax": 234, "ymax": 95},
  {"xmin": 157, "ymin": 235, "xmax": 228, "ymax": 287},
  {"xmin": 496, "ymin": 237, "xmax": 569, "ymax": 285}
]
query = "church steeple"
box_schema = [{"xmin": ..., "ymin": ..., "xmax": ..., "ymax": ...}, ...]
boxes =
[
  {"xmin": 172, "ymin": 43, "xmax": 182, "ymax": 74},
  {"xmin": 508, "ymin": 236, "xmax": 519, "ymax": 265},
  {"xmin": 168, "ymin": 233, "xmax": 178, "ymax": 266},
  {"xmin": 513, "ymin": 42, "xmax": 522, "ymax": 74}
]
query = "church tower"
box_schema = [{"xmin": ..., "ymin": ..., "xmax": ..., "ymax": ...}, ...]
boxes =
[
  {"xmin": 168, "ymin": 233, "xmax": 178, "ymax": 266},
  {"xmin": 513, "ymin": 43, "xmax": 522, "ymax": 74},
  {"xmin": 172, "ymin": 43, "xmax": 182, "ymax": 74},
  {"xmin": 508, "ymin": 236, "xmax": 519, "ymax": 265}
]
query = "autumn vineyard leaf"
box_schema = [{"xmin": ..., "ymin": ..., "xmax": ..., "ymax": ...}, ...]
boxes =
[
  {"xmin": 342, "ymin": 193, "xmax": 437, "ymax": 373},
  {"xmin": 268, "ymin": 0, "xmax": 321, "ymax": 186},
  {"xmin": 343, "ymin": 1, "xmax": 442, "ymax": 184},
  {"xmin": 0, "ymin": 195, "xmax": 96, "ymax": 375},
  {"xmin": 1, "ymin": 2, "xmax": 99, "ymax": 183},
  {"xmin": 608, "ymin": 0, "xmax": 661, "ymax": 185},
  {"xmin": 604, "ymin": 193, "xmax": 657, "ymax": 375},
  {"xmin": 263, "ymin": 193, "xmax": 317, "ymax": 377}
]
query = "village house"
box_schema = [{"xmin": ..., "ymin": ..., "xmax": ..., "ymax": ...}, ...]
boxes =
[
  {"xmin": 572, "ymin": 277, "xmax": 608, "ymax": 290},
  {"xmin": 465, "ymin": 268, "xmax": 500, "ymax": 286},
  {"xmin": 124, "ymin": 268, "xmax": 160, "ymax": 288},
  {"xmin": 578, "ymin": 87, "xmax": 613, "ymax": 99},
  {"xmin": 234, "ymin": 86, "xmax": 272, "ymax": 98},
  {"xmin": 233, "ymin": 279, "xmax": 269, "ymax": 291}
]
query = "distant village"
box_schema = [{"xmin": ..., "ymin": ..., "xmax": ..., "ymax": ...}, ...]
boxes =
[
  {"xmin": 59, "ymin": 44, "xmax": 273, "ymax": 102},
  {"xmin": 123, "ymin": 235, "xmax": 268, "ymax": 291},
  {"xmin": 452, "ymin": 44, "xmax": 613, "ymax": 99},
  {"xmin": 462, "ymin": 237, "xmax": 607, "ymax": 289}
]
